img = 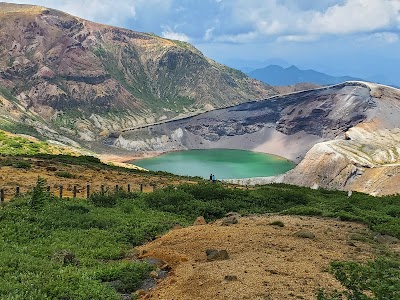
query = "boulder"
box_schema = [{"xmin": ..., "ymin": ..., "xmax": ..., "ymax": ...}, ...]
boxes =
[
  {"xmin": 206, "ymin": 249, "xmax": 230, "ymax": 261},
  {"xmin": 193, "ymin": 216, "xmax": 207, "ymax": 226},
  {"xmin": 222, "ymin": 215, "xmax": 239, "ymax": 226},
  {"xmin": 293, "ymin": 230, "xmax": 315, "ymax": 239}
]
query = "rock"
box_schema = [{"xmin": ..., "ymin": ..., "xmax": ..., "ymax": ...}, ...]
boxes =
[
  {"xmin": 222, "ymin": 215, "xmax": 239, "ymax": 226},
  {"xmin": 225, "ymin": 212, "xmax": 241, "ymax": 218},
  {"xmin": 293, "ymin": 230, "xmax": 315, "ymax": 239},
  {"xmin": 149, "ymin": 271, "xmax": 158, "ymax": 278},
  {"xmin": 224, "ymin": 275, "xmax": 238, "ymax": 281},
  {"xmin": 160, "ymin": 263, "xmax": 171, "ymax": 271},
  {"xmin": 134, "ymin": 289, "xmax": 146, "ymax": 297},
  {"xmin": 193, "ymin": 216, "xmax": 207, "ymax": 226},
  {"xmin": 206, "ymin": 249, "xmax": 230, "ymax": 261},
  {"xmin": 374, "ymin": 233, "xmax": 399, "ymax": 245}
]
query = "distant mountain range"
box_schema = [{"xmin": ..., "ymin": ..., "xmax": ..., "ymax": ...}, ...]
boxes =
[{"xmin": 248, "ymin": 65, "xmax": 362, "ymax": 86}]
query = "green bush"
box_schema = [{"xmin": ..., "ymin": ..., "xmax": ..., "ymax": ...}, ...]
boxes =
[
  {"xmin": 55, "ymin": 171, "xmax": 76, "ymax": 178},
  {"xmin": 13, "ymin": 161, "xmax": 31, "ymax": 169}
]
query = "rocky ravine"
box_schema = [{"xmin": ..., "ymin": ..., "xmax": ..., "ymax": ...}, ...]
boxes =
[
  {"xmin": 110, "ymin": 82, "xmax": 400, "ymax": 195},
  {"xmin": 0, "ymin": 2, "xmax": 275, "ymax": 145}
]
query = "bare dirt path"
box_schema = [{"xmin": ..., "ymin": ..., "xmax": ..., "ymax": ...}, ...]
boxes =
[{"xmin": 136, "ymin": 215, "xmax": 378, "ymax": 300}]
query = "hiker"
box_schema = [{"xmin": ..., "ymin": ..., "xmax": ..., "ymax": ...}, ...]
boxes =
[
  {"xmin": 212, "ymin": 174, "xmax": 216, "ymax": 183},
  {"xmin": 209, "ymin": 174, "xmax": 213, "ymax": 181}
]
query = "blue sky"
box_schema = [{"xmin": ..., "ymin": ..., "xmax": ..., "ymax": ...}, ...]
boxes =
[{"xmin": 7, "ymin": 0, "xmax": 400, "ymax": 85}]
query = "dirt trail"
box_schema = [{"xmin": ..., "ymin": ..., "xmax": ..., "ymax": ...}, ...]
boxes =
[{"xmin": 136, "ymin": 215, "xmax": 377, "ymax": 300}]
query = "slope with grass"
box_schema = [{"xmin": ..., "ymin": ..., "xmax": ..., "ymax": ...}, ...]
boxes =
[{"xmin": 0, "ymin": 180, "xmax": 399, "ymax": 299}]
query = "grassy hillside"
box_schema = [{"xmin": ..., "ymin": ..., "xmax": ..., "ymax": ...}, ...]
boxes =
[
  {"xmin": 0, "ymin": 130, "xmax": 76, "ymax": 155},
  {"xmin": 0, "ymin": 179, "xmax": 399, "ymax": 299}
]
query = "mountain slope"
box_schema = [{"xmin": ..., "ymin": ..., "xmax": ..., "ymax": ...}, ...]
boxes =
[
  {"xmin": 249, "ymin": 65, "xmax": 361, "ymax": 86},
  {"xmin": 0, "ymin": 3, "xmax": 275, "ymax": 146}
]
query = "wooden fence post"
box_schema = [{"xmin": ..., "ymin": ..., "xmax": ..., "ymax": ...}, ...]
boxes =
[
  {"xmin": 115, "ymin": 184, "xmax": 119, "ymax": 191},
  {"xmin": 140, "ymin": 184, "xmax": 143, "ymax": 192},
  {"xmin": 0, "ymin": 189, "xmax": 4, "ymax": 203},
  {"xmin": 86, "ymin": 184, "xmax": 90, "ymax": 199},
  {"xmin": 59, "ymin": 185, "xmax": 63, "ymax": 199},
  {"xmin": 47, "ymin": 186, "xmax": 51, "ymax": 193},
  {"xmin": 101, "ymin": 185, "xmax": 105, "ymax": 194},
  {"xmin": 127, "ymin": 184, "xmax": 131, "ymax": 193},
  {"xmin": 16, "ymin": 186, "xmax": 20, "ymax": 197},
  {"xmin": 73, "ymin": 186, "xmax": 77, "ymax": 198}
]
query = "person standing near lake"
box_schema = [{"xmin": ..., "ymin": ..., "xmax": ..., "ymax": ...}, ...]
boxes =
[
  {"xmin": 210, "ymin": 174, "xmax": 213, "ymax": 181},
  {"xmin": 212, "ymin": 174, "xmax": 216, "ymax": 183}
]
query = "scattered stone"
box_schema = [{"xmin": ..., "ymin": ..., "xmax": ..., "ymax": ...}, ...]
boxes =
[
  {"xmin": 222, "ymin": 215, "xmax": 239, "ymax": 226},
  {"xmin": 374, "ymin": 233, "xmax": 399, "ymax": 245},
  {"xmin": 160, "ymin": 263, "xmax": 171, "ymax": 271},
  {"xmin": 134, "ymin": 289, "xmax": 146, "ymax": 297},
  {"xmin": 150, "ymin": 271, "xmax": 158, "ymax": 278},
  {"xmin": 225, "ymin": 212, "xmax": 241, "ymax": 218},
  {"xmin": 269, "ymin": 220, "xmax": 284, "ymax": 227},
  {"xmin": 293, "ymin": 230, "xmax": 315, "ymax": 239},
  {"xmin": 46, "ymin": 166, "xmax": 57, "ymax": 171},
  {"xmin": 206, "ymin": 249, "xmax": 230, "ymax": 261},
  {"xmin": 52, "ymin": 250, "xmax": 79, "ymax": 266},
  {"xmin": 193, "ymin": 216, "xmax": 207, "ymax": 226},
  {"xmin": 224, "ymin": 275, "xmax": 238, "ymax": 281}
]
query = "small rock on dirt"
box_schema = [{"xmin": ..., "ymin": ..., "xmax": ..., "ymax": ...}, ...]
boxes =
[
  {"xmin": 225, "ymin": 212, "xmax": 241, "ymax": 218},
  {"xmin": 149, "ymin": 271, "xmax": 158, "ymax": 278},
  {"xmin": 193, "ymin": 216, "xmax": 207, "ymax": 226},
  {"xmin": 224, "ymin": 275, "xmax": 238, "ymax": 281},
  {"xmin": 222, "ymin": 215, "xmax": 239, "ymax": 226},
  {"xmin": 293, "ymin": 230, "xmax": 315, "ymax": 239},
  {"xmin": 206, "ymin": 249, "xmax": 230, "ymax": 261}
]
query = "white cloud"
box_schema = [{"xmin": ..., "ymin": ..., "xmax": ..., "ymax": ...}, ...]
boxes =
[
  {"xmin": 307, "ymin": 0, "xmax": 400, "ymax": 34},
  {"xmin": 358, "ymin": 32, "xmax": 399, "ymax": 43},
  {"xmin": 226, "ymin": 0, "xmax": 400, "ymax": 43},
  {"xmin": 204, "ymin": 27, "xmax": 215, "ymax": 41},
  {"xmin": 161, "ymin": 27, "xmax": 191, "ymax": 42},
  {"xmin": 215, "ymin": 31, "xmax": 259, "ymax": 43},
  {"xmin": 5, "ymin": 0, "xmax": 136, "ymax": 26},
  {"xmin": 277, "ymin": 35, "xmax": 318, "ymax": 42}
]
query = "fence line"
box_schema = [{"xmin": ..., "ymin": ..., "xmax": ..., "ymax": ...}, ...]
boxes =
[{"xmin": 0, "ymin": 183, "xmax": 157, "ymax": 202}]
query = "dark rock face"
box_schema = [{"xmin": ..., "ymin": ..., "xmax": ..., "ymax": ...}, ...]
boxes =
[{"xmin": 124, "ymin": 83, "xmax": 375, "ymax": 145}]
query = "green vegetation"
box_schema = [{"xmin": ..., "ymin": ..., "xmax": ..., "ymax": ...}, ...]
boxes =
[
  {"xmin": 0, "ymin": 130, "xmax": 59, "ymax": 155},
  {"xmin": 55, "ymin": 171, "xmax": 76, "ymax": 178},
  {"xmin": 0, "ymin": 177, "xmax": 399, "ymax": 299}
]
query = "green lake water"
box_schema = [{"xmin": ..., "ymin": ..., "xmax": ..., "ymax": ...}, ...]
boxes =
[{"xmin": 132, "ymin": 149, "xmax": 295, "ymax": 179}]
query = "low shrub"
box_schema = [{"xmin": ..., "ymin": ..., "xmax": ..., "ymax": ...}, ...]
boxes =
[{"xmin": 55, "ymin": 171, "xmax": 76, "ymax": 178}]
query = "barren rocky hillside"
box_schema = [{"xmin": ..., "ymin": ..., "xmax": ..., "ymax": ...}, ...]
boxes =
[{"xmin": 0, "ymin": 2, "xmax": 275, "ymax": 146}]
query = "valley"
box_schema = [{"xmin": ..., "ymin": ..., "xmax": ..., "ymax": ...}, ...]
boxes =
[{"xmin": 0, "ymin": 2, "xmax": 400, "ymax": 300}]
